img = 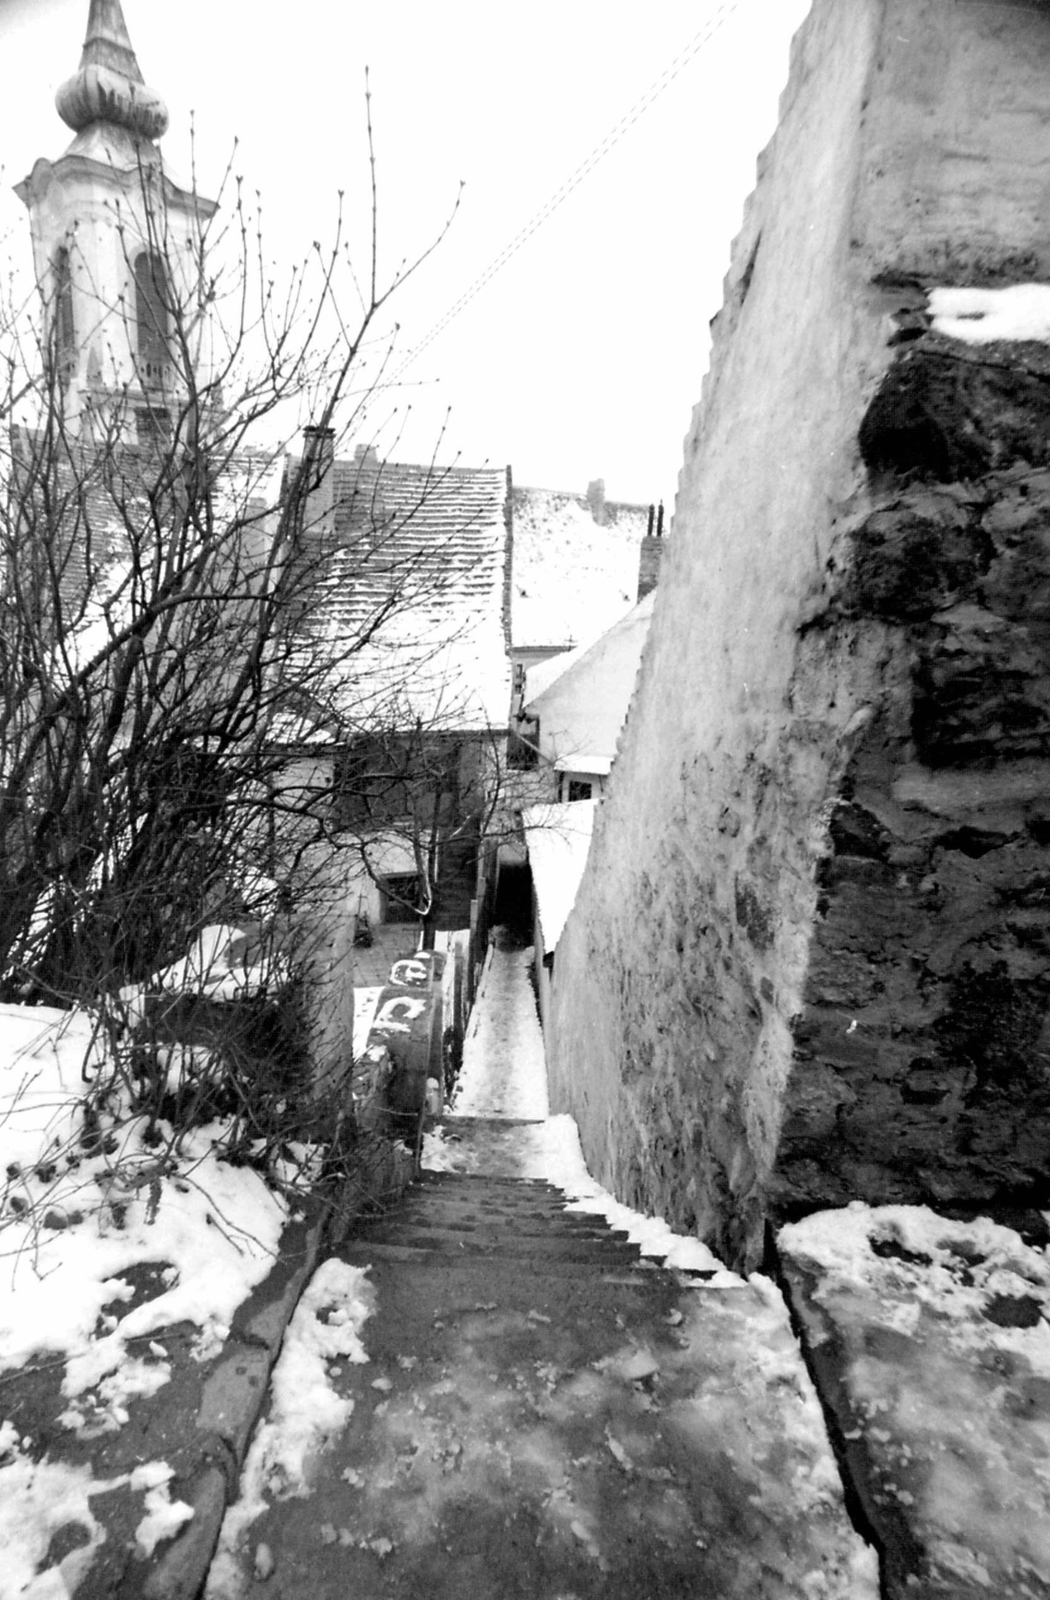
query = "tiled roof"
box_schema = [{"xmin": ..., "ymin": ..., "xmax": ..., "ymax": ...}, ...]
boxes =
[
  {"xmin": 303, "ymin": 455, "xmax": 512, "ymax": 733},
  {"xmin": 510, "ymin": 485, "xmax": 650, "ymax": 652},
  {"xmin": 9, "ymin": 428, "xmax": 511, "ymax": 737},
  {"xmin": 9, "ymin": 425, "xmax": 148, "ymax": 626},
  {"xmin": 8, "ymin": 426, "xmax": 281, "ymax": 624}
]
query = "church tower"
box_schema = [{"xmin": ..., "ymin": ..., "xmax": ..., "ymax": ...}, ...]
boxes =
[{"xmin": 14, "ymin": 0, "xmax": 218, "ymax": 441}]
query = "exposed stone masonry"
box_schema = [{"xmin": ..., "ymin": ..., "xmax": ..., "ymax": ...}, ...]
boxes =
[{"xmin": 778, "ymin": 332, "xmax": 1050, "ymax": 1218}]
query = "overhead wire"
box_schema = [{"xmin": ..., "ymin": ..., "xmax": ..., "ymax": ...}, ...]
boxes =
[{"xmin": 388, "ymin": 0, "xmax": 742, "ymax": 386}]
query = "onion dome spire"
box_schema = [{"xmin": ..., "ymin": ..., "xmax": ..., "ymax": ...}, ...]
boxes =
[{"xmin": 55, "ymin": 0, "xmax": 168, "ymax": 144}]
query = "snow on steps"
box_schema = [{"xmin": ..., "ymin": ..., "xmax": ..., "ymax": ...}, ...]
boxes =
[{"xmin": 220, "ymin": 1153, "xmax": 879, "ymax": 1599}]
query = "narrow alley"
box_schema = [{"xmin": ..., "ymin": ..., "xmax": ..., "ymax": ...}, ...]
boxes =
[{"xmin": 205, "ymin": 934, "xmax": 876, "ymax": 1599}]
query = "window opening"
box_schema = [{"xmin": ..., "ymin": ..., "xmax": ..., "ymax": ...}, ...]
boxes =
[
  {"xmin": 53, "ymin": 246, "xmax": 76, "ymax": 387},
  {"xmin": 508, "ymin": 715, "xmax": 539, "ymax": 770},
  {"xmin": 136, "ymin": 405, "xmax": 173, "ymax": 446},
  {"xmin": 382, "ymin": 873, "xmax": 422, "ymax": 923},
  {"xmin": 134, "ymin": 251, "xmax": 172, "ymax": 388}
]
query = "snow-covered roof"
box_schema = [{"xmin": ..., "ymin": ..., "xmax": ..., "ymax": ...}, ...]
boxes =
[
  {"xmin": 553, "ymin": 752, "xmax": 613, "ymax": 775},
  {"xmin": 9, "ymin": 429, "xmax": 512, "ymax": 742},
  {"xmin": 305, "ymin": 455, "xmax": 512, "ymax": 732},
  {"xmin": 525, "ymin": 590, "xmax": 654, "ymax": 705},
  {"xmin": 522, "ymin": 799, "xmax": 596, "ymax": 954},
  {"xmin": 521, "ymin": 590, "xmax": 654, "ymax": 786},
  {"xmin": 524, "ymin": 640, "xmax": 584, "ymax": 703},
  {"xmin": 510, "ymin": 485, "xmax": 649, "ymax": 652},
  {"xmin": 6, "ymin": 427, "xmax": 284, "ymax": 697},
  {"xmin": 8, "ymin": 426, "xmax": 281, "ymax": 619}
]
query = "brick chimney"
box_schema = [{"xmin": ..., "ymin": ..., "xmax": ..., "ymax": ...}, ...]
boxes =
[
  {"xmin": 586, "ymin": 478, "xmax": 607, "ymax": 525},
  {"xmin": 353, "ymin": 442, "xmax": 385, "ymax": 526},
  {"xmin": 637, "ymin": 501, "xmax": 666, "ymax": 600},
  {"xmin": 301, "ymin": 424, "xmax": 335, "ymax": 549}
]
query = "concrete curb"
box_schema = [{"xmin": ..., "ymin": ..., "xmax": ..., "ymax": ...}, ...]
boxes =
[
  {"xmin": 131, "ymin": 1200, "xmax": 328, "ymax": 1600},
  {"xmin": 129, "ymin": 1145, "xmax": 417, "ymax": 1599}
]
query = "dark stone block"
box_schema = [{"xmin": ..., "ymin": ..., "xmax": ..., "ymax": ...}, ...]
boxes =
[
  {"xmin": 733, "ymin": 877, "xmax": 775, "ymax": 952},
  {"xmin": 933, "ymin": 826, "xmax": 1012, "ymax": 859},
  {"xmin": 829, "ymin": 801, "xmax": 892, "ymax": 859},
  {"xmin": 859, "ymin": 337, "xmax": 1050, "ymax": 483},
  {"xmin": 900, "ymin": 1057, "xmax": 953, "ymax": 1104},
  {"xmin": 821, "ymin": 854, "xmax": 899, "ymax": 889},
  {"xmin": 936, "ymin": 960, "xmax": 1050, "ymax": 1092},
  {"xmin": 982, "ymin": 1293, "xmax": 1043, "ymax": 1329},
  {"xmin": 912, "ymin": 636, "xmax": 1050, "ymax": 767},
  {"xmin": 844, "ymin": 504, "xmax": 992, "ymax": 622}
]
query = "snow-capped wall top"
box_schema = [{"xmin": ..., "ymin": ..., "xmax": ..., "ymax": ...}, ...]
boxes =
[{"xmin": 928, "ymin": 284, "xmax": 1050, "ymax": 345}]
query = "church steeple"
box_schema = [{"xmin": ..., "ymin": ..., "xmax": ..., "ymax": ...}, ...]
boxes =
[
  {"xmin": 15, "ymin": 0, "xmax": 217, "ymax": 440},
  {"xmin": 55, "ymin": 0, "xmax": 169, "ymax": 146}
]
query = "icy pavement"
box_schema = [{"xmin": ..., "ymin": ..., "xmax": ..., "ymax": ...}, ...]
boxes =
[
  {"xmin": 444, "ymin": 940, "xmax": 549, "ymax": 1120},
  {"xmin": 779, "ymin": 1204, "xmax": 1050, "ymax": 1599},
  {"xmin": 207, "ymin": 934, "xmax": 879, "ymax": 1598}
]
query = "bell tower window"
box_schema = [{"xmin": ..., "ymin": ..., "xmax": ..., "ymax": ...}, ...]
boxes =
[
  {"xmin": 134, "ymin": 250, "xmax": 172, "ymax": 388},
  {"xmin": 52, "ymin": 246, "xmax": 75, "ymax": 387}
]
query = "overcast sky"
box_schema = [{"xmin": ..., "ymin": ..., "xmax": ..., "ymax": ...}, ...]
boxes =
[{"xmin": 0, "ymin": 0, "xmax": 811, "ymax": 506}]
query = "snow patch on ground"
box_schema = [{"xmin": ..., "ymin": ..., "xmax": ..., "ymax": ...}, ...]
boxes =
[
  {"xmin": 0, "ymin": 1424, "xmax": 193, "ymax": 1597},
  {"xmin": 928, "ymin": 283, "xmax": 1050, "ymax": 344},
  {"xmin": 781, "ymin": 1202, "xmax": 1050, "ymax": 1309},
  {"xmin": 0, "ymin": 1008, "xmax": 287, "ymax": 1385},
  {"xmin": 353, "ymin": 986, "xmax": 383, "ymax": 1059},
  {"xmin": 207, "ymin": 1258, "xmax": 376, "ymax": 1598},
  {"xmin": 0, "ymin": 1424, "xmax": 110, "ymax": 1599},
  {"xmin": 780, "ymin": 1203, "xmax": 1050, "ymax": 1592},
  {"xmin": 118, "ymin": 925, "xmax": 287, "ymax": 1023},
  {"xmin": 511, "ymin": 490, "xmax": 644, "ymax": 651},
  {"xmin": 449, "ymin": 944, "xmax": 549, "ymax": 1120},
  {"xmin": 131, "ymin": 1461, "xmax": 196, "ymax": 1557},
  {"xmin": 0, "ymin": 999, "xmax": 290, "ymax": 1588}
]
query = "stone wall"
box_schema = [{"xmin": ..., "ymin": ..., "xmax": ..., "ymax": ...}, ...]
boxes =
[{"xmin": 548, "ymin": 0, "xmax": 1050, "ymax": 1272}]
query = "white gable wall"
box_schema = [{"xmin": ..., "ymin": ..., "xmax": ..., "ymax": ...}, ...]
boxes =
[{"xmin": 524, "ymin": 593, "xmax": 653, "ymax": 797}]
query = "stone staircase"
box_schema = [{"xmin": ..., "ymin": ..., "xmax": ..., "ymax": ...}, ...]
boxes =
[
  {"xmin": 345, "ymin": 1164, "xmax": 713, "ymax": 1282},
  {"xmin": 228, "ymin": 1146, "xmax": 875, "ymax": 1599}
]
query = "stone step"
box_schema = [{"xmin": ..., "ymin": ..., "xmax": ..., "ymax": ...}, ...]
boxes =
[
  {"xmin": 435, "ymin": 1116, "xmax": 548, "ymax": 1129},
  {"xmin": 404, "ymin": 1197, "xmax": 575, "ymax": 1218},
  {"xmin": 374, "ymin": 1220, "xmax": 633, "ymax": 1251},
  {"xmin": 403, "ymin": 1192, "xmax": 586, "ymax": 1217},
  {"xmin": 340, "ymin": 1237, "xmax": 675, "ymax": 1283},
  {"xmin": 381, "ymin": 1200, "xmax": 628, "ymax": 1239},
  {"xmin": 356, "ymin": 1206, "xmax": 634, "ymax": 1237},
  {"xmin": 351, "ymin": 1168, "xmax": 672, "ymax": 1271},
  {"xmin": 345, "ymin": 1227, "xmax": 652, "ymax": 1266},
  {"xmin": 401, "ymin": 1176, "xmax": 583, "ymax": 1205},
  {"xmin": 415, "ymin": 1169, "xmax": 561, "ymax": 1189}
]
